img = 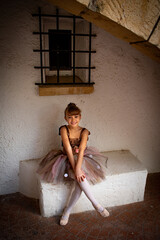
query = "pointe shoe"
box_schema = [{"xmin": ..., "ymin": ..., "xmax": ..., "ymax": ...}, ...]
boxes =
[
  {"xmin": 60, "ymin": 210, "xmax": 70, "ymax": 226},
  {"xmin": 97, "ymin": 208, "xmax": 110, "ymax": 217},
  {"xmin": 60, "ymin": 215, "xmax": 69, "ymax": 226},
  {"xmin": 95, "ymin": 205, "xmax": 110, "ymax": 217}
]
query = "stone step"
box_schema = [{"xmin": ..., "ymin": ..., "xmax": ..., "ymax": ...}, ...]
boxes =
[{"xmin": 19, "ymin": 150, "xmax": 148, "ymax": 217}]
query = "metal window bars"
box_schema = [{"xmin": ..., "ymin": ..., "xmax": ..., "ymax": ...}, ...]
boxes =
[{"xmin": 32, "ymin": 8, "xmax": 96, "ymax": 86}]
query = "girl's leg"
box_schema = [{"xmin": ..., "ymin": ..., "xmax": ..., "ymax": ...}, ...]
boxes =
[
  {"xmin": 60, "ymin": 178, "xmax": 109, "ymax": 225},
  {"xmin": 60, "ymin": 182, "xmax": 82, "ymax": 225},
  {"xmin": 78, "ymin": 178, "xmax": 109, "ymax": 217},
  {"xmin": 65, "ymin": 182, "xmax": 82, "ymax": 214}
]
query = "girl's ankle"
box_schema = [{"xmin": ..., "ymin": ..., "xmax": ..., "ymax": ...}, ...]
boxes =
[
  {"xmin": 62, "ymin": 207, "xmax": 70, "ymax": 217},
  {"xmin": 93, "ymin": 204, "xmax": 104, "ymax": 212}
]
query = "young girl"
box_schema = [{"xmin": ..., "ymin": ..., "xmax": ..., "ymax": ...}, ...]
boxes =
[{"xmin": 37, "ymin": 103, "xmax": 109, "ymax": 225}]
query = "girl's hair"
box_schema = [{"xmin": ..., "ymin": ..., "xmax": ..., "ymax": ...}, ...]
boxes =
[{"xmin": 65, "ymin": 103, "xmax": 81, "ymax": 117}]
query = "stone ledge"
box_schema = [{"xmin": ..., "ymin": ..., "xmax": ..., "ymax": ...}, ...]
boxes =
[{"xmin": 19, "ymin": 150, "xmax": 148, "ymax": 217}]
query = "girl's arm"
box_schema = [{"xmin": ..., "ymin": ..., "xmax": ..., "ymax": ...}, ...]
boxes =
[
  {"xmin": 75, "ymin": 129, "xmax": 89, "ymax": 183},
  {"xmin": 60, "ymin": 126, "xmax": 75, "ymax": 170}
]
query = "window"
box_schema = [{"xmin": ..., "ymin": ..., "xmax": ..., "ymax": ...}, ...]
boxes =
[{"xmin": 32, "ymin": 8, "xmax": 96, "ymax": 95}]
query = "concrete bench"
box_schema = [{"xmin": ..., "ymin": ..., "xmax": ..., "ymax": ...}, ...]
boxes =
[{"xmin": 19, "ymin": 150, "xmax": 148, "ymax": 217}]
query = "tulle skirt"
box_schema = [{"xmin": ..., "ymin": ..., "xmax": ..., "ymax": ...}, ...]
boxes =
[{"xmin": 37, "ymin": 147, "xmax": 108, "ymax": 185}]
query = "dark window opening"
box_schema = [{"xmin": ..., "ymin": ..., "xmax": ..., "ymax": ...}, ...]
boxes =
[{"xmin": 49, "ymin": 30, "xmax": 71, "ymax": 70}]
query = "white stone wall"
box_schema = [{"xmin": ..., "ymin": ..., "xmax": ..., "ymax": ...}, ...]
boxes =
[{"xmin": 0, "ymin": 0, "xmax": 160, "ymax": 195}]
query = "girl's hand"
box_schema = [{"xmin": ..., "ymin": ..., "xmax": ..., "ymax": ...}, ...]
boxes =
[{"xmin": 75, "ymin": 167, "xmax": 85, "ymax": 183}]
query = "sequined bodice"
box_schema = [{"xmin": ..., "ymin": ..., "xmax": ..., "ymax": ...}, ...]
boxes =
[
  {"xmin": 69, "ymin": 137, "xmax": 81, "ymax": 148},
  {"xmin": 59, "ymin": 125, "xmax": 88, "ymax": 150}
]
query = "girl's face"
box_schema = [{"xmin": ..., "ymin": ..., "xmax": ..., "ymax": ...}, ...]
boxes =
[{"xmin": 65, "ymin": 114, "xmax": 81, "ymax": 128}]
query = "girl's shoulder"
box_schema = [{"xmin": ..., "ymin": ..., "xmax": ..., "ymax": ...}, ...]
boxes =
[
  {"xmin": 81, "ymin": 127, "xmax": 90, "ymax": 136},
  {"xmin": 59, "ymin": 125, "xmax": 69, "ymax": 135}
]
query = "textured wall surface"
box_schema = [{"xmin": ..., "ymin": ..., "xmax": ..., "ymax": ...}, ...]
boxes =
[
  {"xmin": 0, "ymin": 0, "xmax": 160, "ymax": 195},
  {"xmin": 78, "ymin": 0, "xmax": 160, "ymax": 48}
]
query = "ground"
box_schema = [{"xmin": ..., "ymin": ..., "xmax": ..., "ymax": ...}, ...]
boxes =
[{"xmin": 0, "ymin": 173, "xmax": 160, "ymax": 240}]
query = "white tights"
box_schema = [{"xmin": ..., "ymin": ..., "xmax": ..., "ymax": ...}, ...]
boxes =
[{"xmin": 64, "ymin": 178, "xmax": 103, "ymax": 216}]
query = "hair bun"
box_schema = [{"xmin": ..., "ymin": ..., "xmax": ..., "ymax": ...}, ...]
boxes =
[
  {"xmin": 68, "ymin": 103, "xmax": 76, "ymax": 107},
  {"xmin": 65, "ymin": 103, "xmax": 81, "ymax": 116}
]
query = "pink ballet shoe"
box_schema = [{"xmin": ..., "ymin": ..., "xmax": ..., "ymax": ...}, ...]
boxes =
[
  {"xmin": 60, "ymin": 209, "xmax": 70, "ymax": 226},
  {"xmin": 95, "ymin": 205, "xmax": 110, "ymax": 217}
]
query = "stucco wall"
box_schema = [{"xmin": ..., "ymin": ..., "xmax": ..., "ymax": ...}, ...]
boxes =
[{"xmin": 0, "ymin": 0, "xmax": 160, "ymax": 195}]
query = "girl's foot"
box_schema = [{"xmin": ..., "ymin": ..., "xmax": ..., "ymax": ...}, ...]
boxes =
[
  {"xmin": 60, "ymin": 209, "xmax": 70, "ymax": 226},
  {"xmin": 94, "ymin": 204, "xmax": 110, "ymax": 217}
]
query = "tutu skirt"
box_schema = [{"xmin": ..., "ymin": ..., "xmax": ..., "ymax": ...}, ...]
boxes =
[{"xmin": 37, "ymin": 147, "xmax": 108, "ymax": 185}]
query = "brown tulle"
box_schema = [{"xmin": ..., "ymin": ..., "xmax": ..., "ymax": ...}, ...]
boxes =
[{"xmin": 37, "ymin": 147, "xmax": 108, "ymax": 185}]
